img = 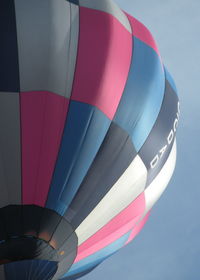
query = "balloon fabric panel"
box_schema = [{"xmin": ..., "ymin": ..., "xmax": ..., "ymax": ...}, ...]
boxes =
[
  {"xmin": 0, "ymin": 266, "xmax": 5, "ymax": 280},
  {"xmin": 4, "ymin": 260, "xmax": 58, "ymax": 280},
  {"xmin": 75, "ymin": 155, "xmax": 147, "ymax": 246},
  {"xmin": 62, "ymin": 232, "xmax": 131, "ymax": 279},
  {"xmin": 114, "ymin": 37, "xmax": 165, "ymax": 152},
  {"xmin": 0, "ymin": 0, "xmax": 19, "ymax": 92},
  {"xmin": 14, "ymin": 0, "xmax": 79, "ymax": 98},
  {"xmin": 20, "ymin": 91, "xmax": 69, "ymax": 206},
  {"xmin": 0, "ymin": 93, "xmax": 21, "ymax": 208},
  {"xmin": 64, "ymin": 122, "xmax": 137, "ymax": 229},
  {"xmin": 60, "ymin": 264, "xmax": 99, "ymax": 280},
  {"xmin": 144, "ymin": 140, "xmax": 177, "ymax": 215},
  {"xmin": 78, "ymin": 0, "xmax": 132, "ymax": 33},
  {"xmin": 125, "ymin": 212, "xmax": 150, "ymax": 245},
  {"xmin": 164, "ymin": 67, "xmax": 178, "ymax": 93},
  {"xmin": 74, "ymin": 193, "xmax": 145, "ymax": 262},
  {"xmin": 126, "ymin": 14, "xmax": 160, "ymax": 55},
  {"xmin": 139, "ymin": 78, "xmax": 179, "ymax": 185},
  {"xmin": 46, "ymin": 101, "xmax": 111, "ymax": 215},
  {"xmin": 71, "ymin": 6, "xmax": 132, "ymax": 120}
]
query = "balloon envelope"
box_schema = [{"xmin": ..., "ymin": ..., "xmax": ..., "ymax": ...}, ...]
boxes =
[{"xmin": 0, "ymin": 0, "xmax": 179, "ymax": 279}]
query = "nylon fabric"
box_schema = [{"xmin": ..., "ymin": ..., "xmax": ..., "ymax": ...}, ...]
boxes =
[
  {"xmin": 14, "ymin": 0, "xmax": 79, "ymax": 98},
  {"xmin": 0, "ymin": 93, "xmax": 21, "ymax": 207},
  {"xmin": 4, "ymin": 260, "xmax": 58, "ymax": 280},
  {"xmin": 64, "ymin": 122, "xmax": 136, "ymax": 228},
  {"xmin": 114, "ymin": 37, "xmax": 165, "ymax": 152},
  {"xmin": 63, "ymin": 232, "xmax": 130, "ymax": 278},
  {"xmin": 79, "ymin": 0, "xmax": 132, "ymax": 33},
  {"xmin": 75, "ymin": 193, "xmax": 145, "ymax": 260},
  {"xmin": 74, "ymin": 155, "xmax": 146, "ymax": 245},
  {"xmin": 0, "ymin": 0, "xmax": 20, "ymax": 92},
  {"xmin": 71, "ymin": 7, "xmax": 132, "ymax": 119},
  {"xmin": 139, "ymin": 80, "xmax": 179, "ymax": 185},
  {"xmin": 46, "ymin": 101, "xmax": 110, "ymax": 215},
  {"xmin": 144, "ymin": 140, "xmax": 177, "ymax": 215},
  {"xmin": 20, "ymin": 91, "xmax": 69, "ymax": 206}
]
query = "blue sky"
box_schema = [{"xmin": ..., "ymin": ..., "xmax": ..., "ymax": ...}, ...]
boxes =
[{"xmin": 82, "ymin": 0, "xmax": 200, "ymax": 279}]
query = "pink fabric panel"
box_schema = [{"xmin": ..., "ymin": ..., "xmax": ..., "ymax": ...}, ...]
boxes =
[
  {"xmin": 20, "ymin": 91, "xmax": 69, "ymax": 206},
  {"xmin": 71, "ymin": 7, "xmax": 132, "ymax": 120},
  {"xmin": 126, "ymin": 13, "xmax": 160, "ymax": 55},
  {"xmin": 125, "ymin": 211, "xmax": 150, "ymax": 245},
  {"xmin": 75, "ymin": 193, "xmax": 145, "ymax": 263}
]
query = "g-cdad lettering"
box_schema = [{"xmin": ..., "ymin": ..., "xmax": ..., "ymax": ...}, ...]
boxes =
[{"xmin": 150, "ymin": 102, "xmax": 180, "ymax": 169}]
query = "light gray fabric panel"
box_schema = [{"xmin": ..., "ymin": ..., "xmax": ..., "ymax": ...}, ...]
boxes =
[
  {"xmin": 0, "ymin": 92, "xmax": 21, "ymax": 207},
  {"xmin": 79, "ymin": 0, "xmax": 132, "ymax": 33},
  {"xmin": 0, "ymin": 265, "xmax": 5, "ymax": 280},
  {"xmin": 14, "ymin": 0, "xmax": 79, "ymax": 97}
]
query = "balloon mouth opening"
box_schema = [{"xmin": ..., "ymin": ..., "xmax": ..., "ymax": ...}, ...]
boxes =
[
  {"xmin": 0, "ymin": 204, "xmax": 78, "ymax": 278},
  {"xmin": 0, "ymin": 235, "xmax": 57, "ymax": 265}
]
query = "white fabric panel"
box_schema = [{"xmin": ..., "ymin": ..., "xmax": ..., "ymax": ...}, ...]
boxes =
[
  {"xmin": 76, "ymin": 156, "xmax": 147, "ymax": 245},
  {"xmin": 66, "ymin": 4, "xmax": 79, "ymax": 98},
  {"xmin": 15, "ymin": 0, "xmax": 79, "ymax": 98},
  {"xmin": 144, "ymin": 139, "xmax": 177, "ymax": 215},
  {"xmin": 79, "ymin": 0, "xmax": 132, "ymax": 33}
]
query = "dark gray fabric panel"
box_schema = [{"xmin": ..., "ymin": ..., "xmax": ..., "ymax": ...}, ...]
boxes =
[
  {"xmin": 1, "ymin": 205, "xmax": 22, "ymax": 238},
  {"xmin": 50, "ymin": 218, "xmax": 75, "ymax": 250},
  {"xmin": 139, "ymin": 80, "xmax": 179, "ymax": 185},
  {"xmin": 56, "ymin": 234, "xmax": 78, "ymax": 263},
  {"xmin": 0, "ymin": 265, "xmax": 5, "ymax": 280},
  {"xmin": 64, "ymin": 122, "xmax": 137, "ymax": 228},
  {"xmin": 14, "ymin": 0, "xmax": 79, "ymax": 97},
  {"xmin": 0, "ymin": 93, "xmax": 21, "ymax": 207},
  {"xmin": 52, "ymin": 251, "xmax": 77, "ymax": 280},
  {"xmin": 38, "ymin": 209, "xmax": 62, "ymax": 243},
  {"xmin": 0, "ymin": 0, "xmax": 20, "ymax": 92},
  {"xmin": 67, "ymin": 0, "xmax": 79, "ymax": 4}
]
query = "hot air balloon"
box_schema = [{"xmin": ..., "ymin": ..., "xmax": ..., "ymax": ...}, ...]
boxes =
[{"xmin": 0, "ymin": 0, "xmax": 179, "ymax": 279}]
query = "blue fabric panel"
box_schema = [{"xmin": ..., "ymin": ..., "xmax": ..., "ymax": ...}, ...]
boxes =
[
  {"xmin": 114, "ymin": 37, "xmax": 165, "ymax": 152},
  {"xmin": 164, "ymin": 66, "xmax": 178, "ymax": 94},
  {"xmin": 4, "ymin": 260, "xmax": 58, "ymax": 280},
  {"xmin": 46, "ymin": 101, "xmax": 111, "ymax": 215},
  {"xmin": 60, "ymin": 264, "xmax": 99, "ymax": 280},
  {"xmin": 62, "ymin": 232, "xmax": 131, "ymax": 278}
]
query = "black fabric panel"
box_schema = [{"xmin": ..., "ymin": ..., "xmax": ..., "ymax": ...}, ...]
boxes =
[
  {"xmin": 139, "ymin": 80, "xmax": 179, "ymax": 185},
  {"xmin": 1, "ymin": 206, "xmax": 22, "ymax": 238},
  {"xmin": 22, "ymin": 205, "xmax": 44, "ymax": 237},
  {"xmin": 38, "ymin": 208, "xmax": 62, "ymax": 243},
  {"xmin": 0, "ymin": 212, "xmax": 8, "ymax": 241},
  {"xmin": 65, "ymin": 122, "xmax": 137, "ymax": 228},
  {"xmin": 0, "ymin": 0, "xmax": 20, "ymax": 92},
  {"xmin": 50, "ymin": 218, "xmax": 75, "ymax": 250},
  {"xmin": 53, "ymin": 250, "xmax": 78, "ymax": 280}
]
